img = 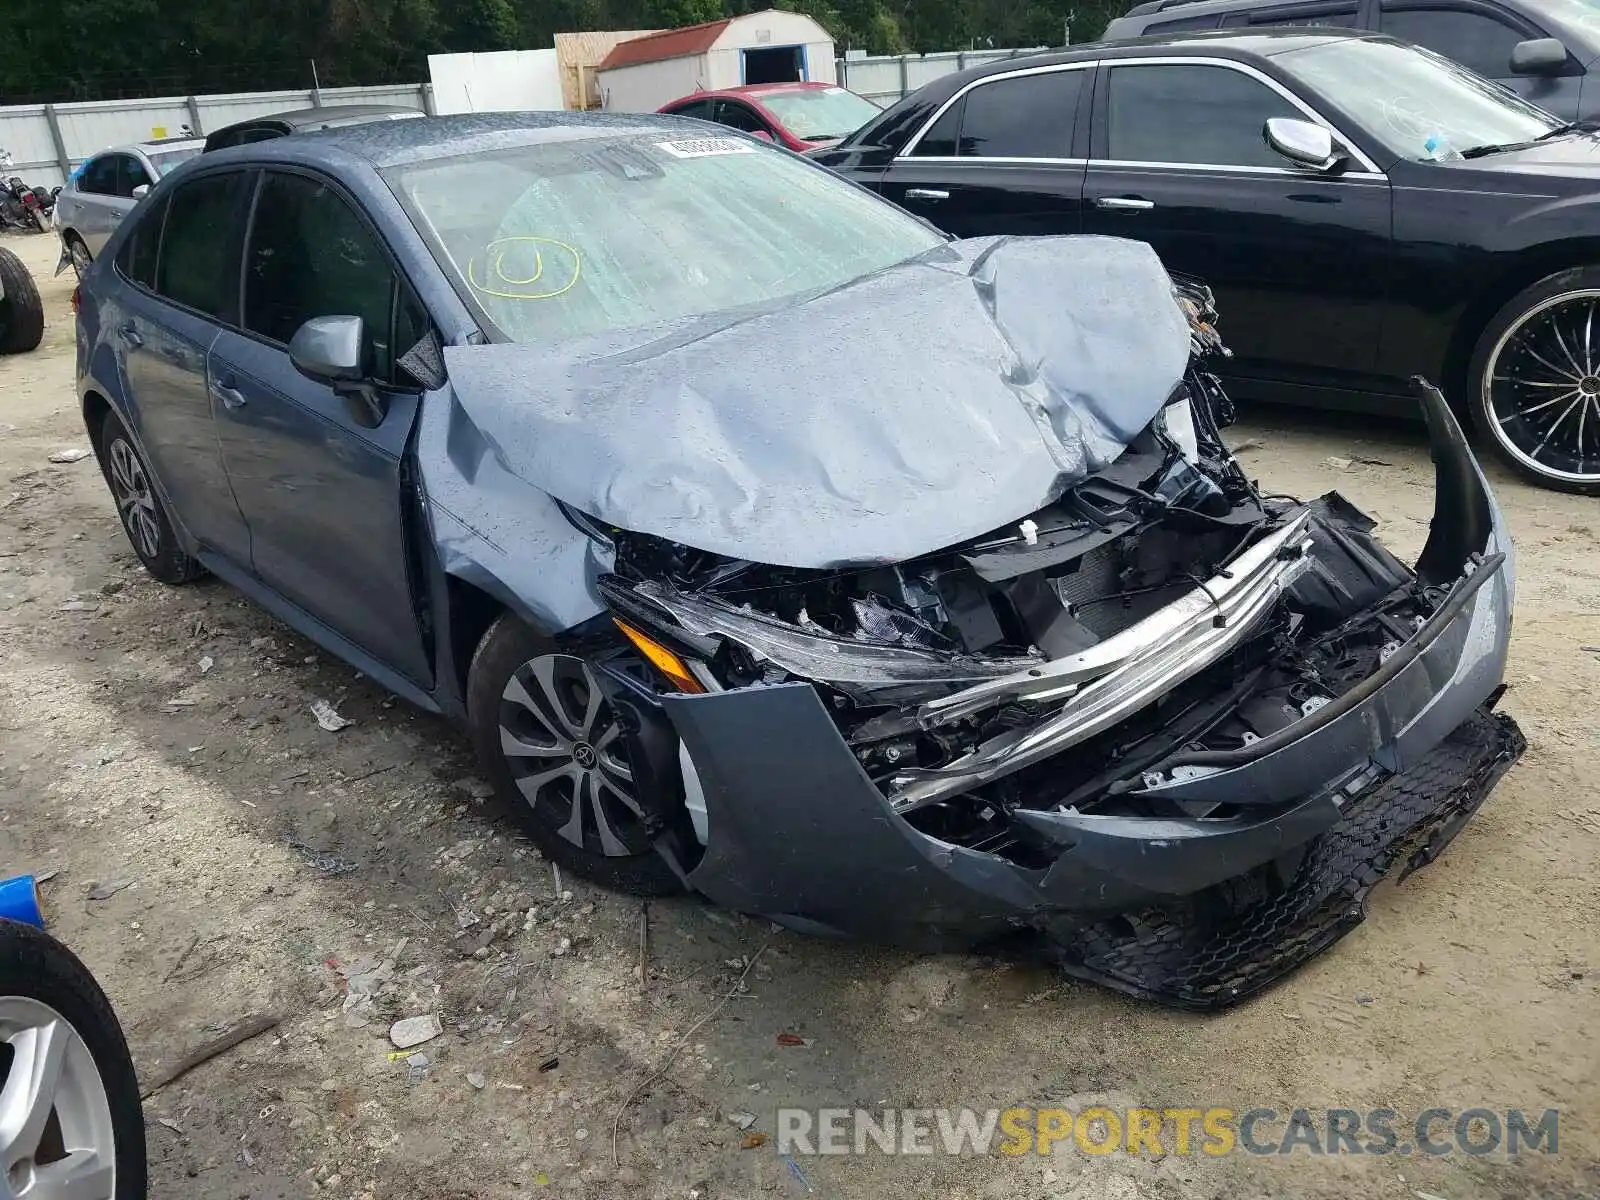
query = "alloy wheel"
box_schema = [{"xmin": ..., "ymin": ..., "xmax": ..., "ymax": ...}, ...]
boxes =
[
  {"xmin": 1484, "ymin": 290, "xmax": 1600, "ymax": 485},
  {"xmin": 0, "ymin": 996, "xmax": 117, "ymax": 1200},
  {"xmin": 496, "ymin": 654, "xmax": 650, "ymax": 857},
  {"xmin": 106, "ymin": 437, "xmax": 160, "ymax": 561},
  {"xmin": 67, "ymin": 241, "xmax": 90, "ymax": 282}
]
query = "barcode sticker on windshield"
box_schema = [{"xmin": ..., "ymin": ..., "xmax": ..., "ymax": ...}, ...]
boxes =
[{"xmin": 656, "ymin": 137, "xmax": 757, "ymax": 158}]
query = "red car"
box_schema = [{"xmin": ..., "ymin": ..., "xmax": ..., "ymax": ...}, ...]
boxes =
[{"xmin": 657, "ymin": 82, "xmax": 881, "ymax": 152}]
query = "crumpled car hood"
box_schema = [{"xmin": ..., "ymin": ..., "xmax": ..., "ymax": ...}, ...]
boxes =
[{"xmin": 441, "ymin": 234, "xmax": 1191, "ymax": 568}]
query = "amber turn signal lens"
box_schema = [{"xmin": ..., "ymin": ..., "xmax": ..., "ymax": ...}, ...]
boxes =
[{"xmin": 613, "ymin": 619, "xmax": 706, "ymax": 694}]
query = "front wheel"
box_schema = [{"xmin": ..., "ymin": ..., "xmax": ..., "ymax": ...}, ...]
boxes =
[
  {"xmin": 467, "ymin": 615, "xmax": 684, "ymax": 896},
  {"xmin": 1468, "ymin": 266, "xmax": 1600, "ymax": 494},
  {"xmin": 0, "ymin": 920, "xmax": 147, "ymax": 1200}
]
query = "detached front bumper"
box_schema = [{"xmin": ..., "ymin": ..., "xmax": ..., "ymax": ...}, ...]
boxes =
[{"xmin": 653, "ymin": 383, "xmax": 1524, "ymax": 1008}]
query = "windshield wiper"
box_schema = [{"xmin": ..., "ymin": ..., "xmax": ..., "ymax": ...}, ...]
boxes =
[
  {"xmin": 1536, "ymin": 119, "xmax": 1600, "ymax": 141},
  {"xmin": 1461, "ymin": 120, "xmax": 1600, "ymax": 159}
]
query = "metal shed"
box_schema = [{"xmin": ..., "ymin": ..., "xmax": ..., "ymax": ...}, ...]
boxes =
[{"xmin": 596, "ymin": 9, "xmax": 837, "ymax": 112}]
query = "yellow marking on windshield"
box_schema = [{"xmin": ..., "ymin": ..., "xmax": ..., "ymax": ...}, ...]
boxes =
[{"xmin": 467, "ymin": 236, "xmax": 582, "ymax": 301}]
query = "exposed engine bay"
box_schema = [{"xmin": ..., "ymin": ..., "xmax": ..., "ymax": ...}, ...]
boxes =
[
  {"xmin": 565, "ymin": 275, "xmax": 1521, "ymax": 1010},
  {"xmin": 599, "ymin": 283, "xmax": 1459, "ymax": 862}
]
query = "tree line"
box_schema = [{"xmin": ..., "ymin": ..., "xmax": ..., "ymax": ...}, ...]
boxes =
[{"xmin": 0, "ymin": 0, "xmax": 1132, "ymax": 103}]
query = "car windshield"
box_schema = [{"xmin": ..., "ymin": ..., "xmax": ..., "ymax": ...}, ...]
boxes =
[
  {"xmin": 1276, "ymin": 38, "xmax": 1563, "ymax": 161},
  {"xmin": 149, "ymin": 147, "xmax": 202, "ymax": 175},
  {"xmin": 386, "ymin": 132, "xmax": 943, "ymax": 343},
  {"xmin": 1538, "ymin": 0, "xmax": 1600, "ymax": 34},
  {"xmin": 759, "ymin": 87, "xmax": 882, "ymax": 141}
]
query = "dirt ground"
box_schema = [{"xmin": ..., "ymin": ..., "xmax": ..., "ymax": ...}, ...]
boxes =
[{"xmin": 0, "ymin": 229, "xmax": 1596, "ymax": 1200}]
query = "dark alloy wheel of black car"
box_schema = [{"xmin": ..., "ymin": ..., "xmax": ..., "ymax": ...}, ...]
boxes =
[{"xmin": 811, "ymin": 27, "xmax": 1600, "ymax": 493}]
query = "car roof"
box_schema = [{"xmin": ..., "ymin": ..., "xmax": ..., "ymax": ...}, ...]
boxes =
[
  {"xmin": 196, "ymin": 111, "xmax": 725, "ymax": 172},
  {"xmin": 221, "ymin": 104, "xmax": 422, "ymax": 132},
  {"xmin": 98, "ymin": 137, "xmax": 204, "ymax": 158},
  {"xmin": 918, "ymin": 25, "xmax": 1373, "ymax": 83},
  {"xmin": 662, "ymin": 82, "xmax": 843, "ymax": 107}
]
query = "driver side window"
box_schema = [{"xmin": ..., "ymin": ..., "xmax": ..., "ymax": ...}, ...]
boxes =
[
  {"xmin": 712, "ymin": 100, "xmax": 770, "ymax": 135},
  {"xmin": 1105, "ymin": 63, "xmax": 1302, "ymax": 169},
  {"xmin": 243, "ymin": 172, "xmax": 424, "ymax": 384}
]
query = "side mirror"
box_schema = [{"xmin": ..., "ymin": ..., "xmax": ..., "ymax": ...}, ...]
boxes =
[
  {"xmin": 1511, "ymin": 37, "xmax": 1568, "ymax": 77},
  {"xmin": 290, "ymin": 315, "xmax": 365, "ymax": 382},
  {"xmin": 289, "ymin": 315, "xmax": 388, "ymax": 427},
  {"xmin": 131, "ymin": 184, "xmax": 149, "ymax": 199},
  {"xmin": 1265, "ymin": 117, "xmax": 1344, "ymax": 173}
]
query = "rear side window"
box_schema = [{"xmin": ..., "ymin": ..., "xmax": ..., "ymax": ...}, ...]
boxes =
[
  {"xmin": 1380, "ymin": 6, "xmax": 1527, "ymax": 77},
  {"xmin": 913, "ymin": 70, "xmax": 1083, "ymax": 158},
  {"xmin": 1223, "ymin": 2, "xmax": 1360, "ymax": 27},
  {"xmin": 1146, "ymin": 13, "xmax": 1225, "ymax": 31},
  {"xmin": 243, "ymin": 172, "xmax": 411, "ymax": 381},
  {"xmin": 115, "ymin": 196, "xmax": 168, "ymax": 288},
  {"xmin": 154, "ymin": 172, "xmax": 249, "ymax": 318},
  {"xmin": 1105, "ymin": 63, "xmax": 1301, "ymax": 168}
]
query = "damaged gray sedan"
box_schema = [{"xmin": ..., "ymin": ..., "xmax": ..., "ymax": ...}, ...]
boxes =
[{"xmin": 75, "ymin": 113, "xmax": 1523, "ymax": 1008}]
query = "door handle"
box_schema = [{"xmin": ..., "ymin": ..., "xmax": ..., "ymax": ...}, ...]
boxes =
[
  {"xmin": 115, "ymin": 323, "xmax": 143, "ymax": 348},
  {"xmin": 1094, "ymin": 196, "xmax": 1155, "ymax": 212},
  {"xmin": 210, "ymin": 379, "xmax": 246, "ymax": 410},
  {"xmin": 905, "ymin": 188, "xmax": 950, "ymax": 202}
]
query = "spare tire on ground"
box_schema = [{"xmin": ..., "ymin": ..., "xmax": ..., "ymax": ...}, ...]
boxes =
[
  {"xmin": 0, "ymin": 918, "xmax": 148, "ymax": 1197},
  {"xmin": 0, "ymin": 244, "xmax": 45, "ymax": 355}
]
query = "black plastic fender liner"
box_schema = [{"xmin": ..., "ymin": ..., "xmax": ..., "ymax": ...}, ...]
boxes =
[{"xmin": 1411, "ymin": 376, "xmax": 1493, "ymax": 588}]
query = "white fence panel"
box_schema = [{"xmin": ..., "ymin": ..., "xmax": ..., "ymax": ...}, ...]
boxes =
[
  {"xmin": 838, "ymin": 47, "xmax": 1048, "ymax": 107},
  {"xmin": 0, "ymin": 82, "xmax": 428, "ymax": 189}
]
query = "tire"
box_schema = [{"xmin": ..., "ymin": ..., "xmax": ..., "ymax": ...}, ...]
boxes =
[
  {"xmin": 0, "ymin": 246, "xmax": 44, "ymax": 355},
  {"xmin": 89, "ymin": 409, "xmax": 205, "ymax": 585},
  {"xmin": 467, "ymin": 614, "xmax": 684, "ymax": 896},
  {"xmin": 64, "ymin": 234, "xmax": 92, "ymax": 282},
  {"xmin": 1468, "ymin": 265, "xmax": 1600, "ymax": 494},
  {"xmin": 0, "ymin": 920, "xmax": 147, "ymax": 1200}
]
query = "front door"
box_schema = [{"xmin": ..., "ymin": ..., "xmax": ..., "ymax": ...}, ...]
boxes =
[
  {"xmin": 1081, "ymin": 59, "xmax": 1393, "ymax": 393},
  {"xmin": 207, "ymin": 169, "xmax": 432, "ymax": 685},
  {"xmin": 873, "ymin": 65, "xmax": 1092, "ymax": 240},
  {"xmin": 112, "ymin": 172, "xmax": 253, "ymax": 561}
]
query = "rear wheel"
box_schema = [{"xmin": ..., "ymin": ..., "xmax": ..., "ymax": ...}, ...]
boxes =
[
  {"xmin": 1469, "ymin": 266, "xmax": 1600, "ymax": 494},
  {"xmin": 0, "ymin": 920, "xmax": 146, "ymax": 1200},
  {"xmin": 467, "ymin": 615, "xmax": 684, "ymax": 896},
  {"xmin": 90, "ymin": 409, "xmax": 204, "ymax": 585},
  {"xmin": 0, "ymin": 246, "xmax": 44, "ymax": 355}
]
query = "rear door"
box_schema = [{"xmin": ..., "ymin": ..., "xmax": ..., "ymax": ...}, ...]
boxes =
[
  {"xmin": 1080, "ymin": 57, "xmax": 1393, "ymax": 391},
  {"xmin": 110, "ymin": 170, "xmax": 254, "ymax": 562},
  {"xmin": 207, "ymin": 168, "xmax": 432, "ymax": 684},
  {"xmin": 873, "ymin": 64, "xmax": 1093, "ymax": 238},
  {"xmin": 1377, "ymin": 1, "xmax": 1581, "ymax": 119}
]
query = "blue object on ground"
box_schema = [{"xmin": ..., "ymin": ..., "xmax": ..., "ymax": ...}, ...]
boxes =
[{"xmin": 0, "ymin": 875, "xmax": 45, "ymax": 928}]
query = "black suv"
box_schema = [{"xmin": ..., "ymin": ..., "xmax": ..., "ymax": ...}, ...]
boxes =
[{"xmin": 1104, "ymin": 0, "xmax": 1600, "ymax": 120}]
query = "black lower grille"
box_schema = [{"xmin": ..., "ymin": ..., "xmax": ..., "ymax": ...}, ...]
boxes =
[{"xmin": 1052, "ymin": 710, "xmax": 1526, "ymax": 1010}]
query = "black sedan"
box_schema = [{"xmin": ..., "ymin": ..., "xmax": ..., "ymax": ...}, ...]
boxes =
[{"xmin": 812, "ymin": 28, "xmax": 1600, "ymax": 494}]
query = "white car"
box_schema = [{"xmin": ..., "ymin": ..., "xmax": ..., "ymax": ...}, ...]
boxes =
[{"xmin": 54, "ymin": 137, "xmax": 203, "ymax": 277}]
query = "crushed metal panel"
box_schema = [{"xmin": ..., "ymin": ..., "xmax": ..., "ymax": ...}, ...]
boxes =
[{"xmin": 442, "ymin": 235, "xmax": 1192, "ymax": 568}]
